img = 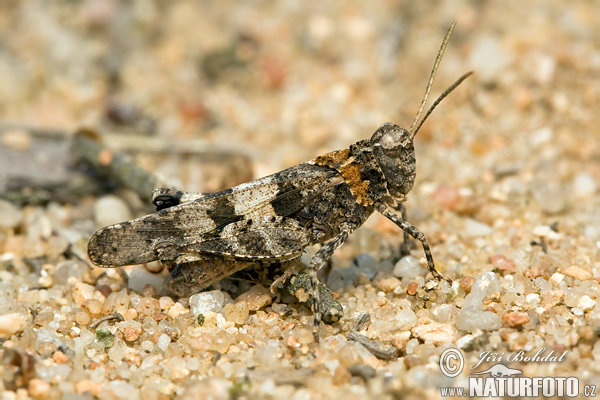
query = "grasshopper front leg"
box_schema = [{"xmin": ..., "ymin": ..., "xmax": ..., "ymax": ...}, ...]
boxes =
[{"xmin": 375, "ymin": 202, "xmax": 451, "ymax": 283}]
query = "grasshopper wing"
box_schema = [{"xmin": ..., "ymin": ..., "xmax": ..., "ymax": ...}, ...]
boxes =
[{"xmin": 88, "ymin": 164, "xmax": 341, "ymax": 267}]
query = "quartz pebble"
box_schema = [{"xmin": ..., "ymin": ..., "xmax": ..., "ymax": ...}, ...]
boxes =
[
  {"xmin": 93, "ymin": 195, "xmax": 132, "ymax": 228},
  {"xmin": 189, "ymin": 291, "xmax": 225, "ymax": 315},
  {"xmin": 411, "ymin": 319, "xmax": 457, "ymax": 345},
  {"xmin": 393, "ymin": 256, "xmax": 426, "ymax": 280},
  {"xmin": 224, "ymin": 301, "xmax": 249, "ymax": 325},
  {"xmin": 455, "ymin": 272, "xmax": 501, "ymax": 332},
  {"xmin": 0, "ymin": 312, "xmax": 27, "ymax": 338},
  {"xmin": 462, "ymin": 218, "xmax": 493, "ymax": 237},
  {"xmin": 578, "ymin": 295, "xmax": 596, "ymax": 311},
  {"xmin": 572, "ymin": 172, "xmax": 597, "ymax": 199},
  {"xmin": 502, "ymin": 312, "xmax": 530, "ymax": 328},
  {"xmin": 564, "ymin": 265, "xmax": 593, "ymax": 281},
  {"xmin": 236, "ymin": 284, "xmax": 272, "ymax": 311},
  {"xmin": 0, "ymin": 199, "xmax": 23, "ymax": 229}
]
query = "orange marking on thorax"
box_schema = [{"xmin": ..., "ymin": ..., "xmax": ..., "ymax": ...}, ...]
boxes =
[{"xmin": 310, "ymin": 149, "xmax": 373, "ymax": 206}]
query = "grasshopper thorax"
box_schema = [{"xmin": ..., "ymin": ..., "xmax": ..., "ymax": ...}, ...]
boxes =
[{"xmin": 371, "ymin": 122, "xmax": 416, "ymax": 200}]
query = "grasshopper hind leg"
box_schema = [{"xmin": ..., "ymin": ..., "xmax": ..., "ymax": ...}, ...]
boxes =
[
  {"xmin": 165, "ymin": 257, "xmax": 252, "ymax": 297},
  {"xmin": 307, "ymin": 229, "xmax": 351, "ymax": 334}
]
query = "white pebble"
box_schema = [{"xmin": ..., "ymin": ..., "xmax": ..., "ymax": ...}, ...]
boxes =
[
  {"xmin": 189, "ymin": 290, "xmax": 225, "ymax": 315},
  {"xmin": 0, "ymin": 200, "xmax": 23, "ymax": 229},
  {"xmin": 533, "ymin": 225, "xmax": 562, "ymax": 240},
  {"xmin": 455, "ymin": 309, "xmax": 501, "ymax": 332},
  {"xmin": 0, "ymin": 313, "xmax": 27, "ymax": 338},
  {"xmin": 462, "ymin": 218, "xmax": 493, "ymax": 237},
  {"xmin": 526, "ymin": 293, "xmax": 540, "ymax": 306},
  {"xmin": 578, "ymin": 295, "xmax": 596, "ymax": 311},
  {"xmin": 573, "ymin": 172, "xmax": 597, "ymax": 199},
  {"xmin": 393, "ymin": 256, "xmax": 426, "ymax": 279},
  {"xmin": 93, "ymin": 195, "xmax": 132, "ymax": 227},
  {"xmin": 395, "ymin": 308, "xmax": 417, "ymax": 329},
  {"xmin": 157, "ymin": 333, "xmax": 171, "ymax": 351},
  {"xmin": 550, "ymin": 273, "xmax": 564, "ymax": 286},
  {"xmin": 127, "ymin": 270, "xmax": 164, "ymax": 294},
  {"xmin": 456, "ymin": 272, "xmax": 502, "ymax": 332}
]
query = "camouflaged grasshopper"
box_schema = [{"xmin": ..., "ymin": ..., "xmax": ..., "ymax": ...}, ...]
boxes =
[{"xmin": 88, "ymin": 22, "xmax": 471, "ymax": 326}]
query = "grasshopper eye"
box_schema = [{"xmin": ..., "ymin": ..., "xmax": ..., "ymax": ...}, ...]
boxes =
[{"xmin": 154, "ymin": 195, "xmax": 179, "ymax": 211}]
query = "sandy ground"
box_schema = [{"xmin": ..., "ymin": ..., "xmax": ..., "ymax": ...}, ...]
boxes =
[{"xmin": 1, "ymin": 1, "xmax": 599, "ymax": 399}]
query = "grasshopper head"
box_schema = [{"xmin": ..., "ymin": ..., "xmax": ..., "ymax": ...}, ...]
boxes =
[{"xmin": 371, "ymin": 122, "xmax": 416, "ymax": 200}]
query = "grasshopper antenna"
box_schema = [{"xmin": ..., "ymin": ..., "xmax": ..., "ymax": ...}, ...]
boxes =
[{"xmin": 409, "ymin": 21, "xmax": 472, "ymax": 139}]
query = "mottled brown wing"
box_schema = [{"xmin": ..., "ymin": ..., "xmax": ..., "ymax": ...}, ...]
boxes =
[{"xmin": 87, "ymin": 163, "xmax": 341, "ymax": 267}]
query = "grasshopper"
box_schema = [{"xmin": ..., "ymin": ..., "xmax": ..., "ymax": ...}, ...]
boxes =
[{"xmin": 88, "ymin": 22, "xmax": 471, "ymax": 326}]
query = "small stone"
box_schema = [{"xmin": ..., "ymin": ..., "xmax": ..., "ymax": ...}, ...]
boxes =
[
  {"xmin": 432, "ymin": 185, "xmax": 460, "ymax": 211},
  {"xmin": 0, "ymin": 313, "xmax": 27, "ymax": 338},
  {"xmin": 490, "ymin": 255, "xmax": 516, "ymax": 273},
  {"xmin": 542, "ymin": 290, "xmax": 564, "ymax": 308},
  {"xmin": 189, "ymin": 290, "xmax": 225, "ymax": 315},
  {"xmin": 75, "ymin": 310, "xmax": 91, "ymax": 326},
  {"xmin": 456, "ymin": 272, "xmax": 502, "ymax": 332},
  {"xmin": 462, "ymin": 218, "xmax": 493, "ymax": 237},
  {"xmin": 564, "ymin": 266, "xmax": 593, "ymax": 281},
  {"xmin": 83, "ymin": 299, "xmax": 104, "ymax": 315},
  {"xmin": 72, "ymin": 282, "xmax": 105, "ymax": 305},
  {"xmin": 376, "ymin": 276, "xmax": 401, "ymax": 292},
  {"xmin": 459, "ymin": 276, "xmax": 476, "ymax": 292},
  {"xmin": 573, "ymin": 172, "xmax": 597, "ymax": 199},
  {"xmin": 578, "ymin": 295, "xmax": 596, "ymax": 311},
  {"xmin": 135, "ymin": 297, "xmax": 160, "ymax": 317},
  {"xmin": 352, "ymin": 254, "xmax": 378, "ymax": 280},
  {"xmin": 157, "ymin": 333, "xmax": 171, "ymax": 351},
  {"xmin": 142, "ymin": 284, "xmax": 157, "ymax": 298},
  {"xmin": 211, "ymin": 330, "xmax": 234, "ymax": 354},
  {"xmin": 528, "ymin": 266, "xmax": 544, "ymax": 279},
  {"xmin": 52, "ymin": 350, "xmax": 68, "ymax": 364},
  {"xmin": 411, "ymin": 319, "xmax": 457, "ymax": 345},
  {"xmin": 93, "ymin": 195, "xmax": 132, "ymax": 228},
  {"xmin": 456, "ymin": 334, "xmax": 475, "ymax": 350},
  {"xmin": 393, "ymin": 256, "xmax": 426, "ymax": 279},
  {"xmin": 391, "ymin": 331, "xmax": 411, "ymax": 350},
  {"xmin": 75, "ymin": 380, "xmax": 102, "ymax": 396},
  {"xmin": 34, "ymin": 311, "xmax": 55, "ymax": 327},
  {"xmin": 127, "ymin": 270, "xmax": 164, "ymax": 294},
  {"xmin": 28, "ymin": 379, "xmax": 51, "ymax": 400},
  {"xmin": 456, "ymin": 309, "xmax": 501, "ymax": 332},
  {"xmin": 123, "ymin": 327, "xmax": 141, "ymax": 342},
  {"xmin": 159, "ymin": 297, "xmax": 175, "ymax": 310},
  {"xmin": 286, "ymin": 335, "xmax": 300, "ymax": 348},
  {"xmin": 502, "ymin": 312, "xmax": 530, "ymax": 328},
  {"xmin": 531, "ymin": 180, "xmax": 566, "ymax": 214},
  {"xmin": 533, "ymin": 225, "xmax": 562, "ymax": 240},
  {"xmin": 550, "ymin": 273, "xmax": 564, "ymax": 286},
  {"xmin": 293, "ymin": 328, "xmax": 314, "ymax": 345},
  {"xmin": 167, "ymin": 302, "xmax": 189, "ymax": 319},
  {"xmin": 406, "ymin": 282, "xmax": 418, "ymax": 296},
  {"xmin": 395, "ymin": 308, "xmax": 417, "ymax": 329},
  {"xmin": 333, "ymin": 365, "xmax": 352, "ymax": 385},
  {"xmin": 0, "ymin": 200, "xmax": 23, "ymax": 229},
  {"xmin": 224, "ymin": 301, "xmax": 249, "ymax": 325},
  {"xmin": 236, "ymin": 284, "xmax": 272, "ymax": 311},
  {"xmin": 2, "ymin": 129, "xmax": 32, "ymax": 150},
  {"xmin": 348, "ymin": 364, "xmax": 376, "ymax": 380}
]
